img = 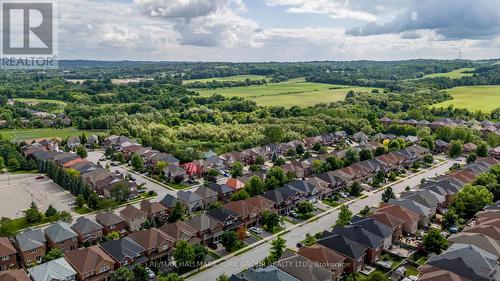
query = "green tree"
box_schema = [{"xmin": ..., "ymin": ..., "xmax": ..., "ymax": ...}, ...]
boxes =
[
  {"xmin": 75, "ymin": 194, "xmax": 85, "ymax": 208},
  {"xmin": 335, "ymin": 205, "xmax": 352, "ymax": 226},
  {"xmin": 110, "ymin": 183, "xmax": 130, "ymax": 203},
  {"xmin": 231, "ymin": 190, "xmax": 250, "ymax": 201},
  {"xmin": 263, "ymin": 125, "xmax": 284, "ymax": 143},
  {"xmin": 220, "ymin": 231, "xmax": 238, "ymax": 252},
  {"xmin": 449, "ymin": 140, "xmax": 464, "ymax": 158},
  {"xmin": 106, "ymin": 231, "xmax": 121, "ymax": 240},
  {"xmin": 359, "ymin": 149, "xmax": 373, "ymax": 161},
  {"xmin": 344, "ymin": 149, "xmax": 359, "ymax": 166},
  {"xmin": 297, "ymin": 201, "xmax": 314, "ymax": 216},
  {"xmin": 55, "ymin": 211, "xmax": 73, "ymax": 223},
  {"xmin": 382, "ymin": 187, "xmax": 395, "ymax": 203},
  {"xmin": 475, "ymin": 143, "xmax": 488, "ymax": 157},
  {"xmin": 216, "ymin": 274, "xmax": 229, "ymax": 281},
  {"xmin": 113, "ymin": 153, "xmax": 125, "ymax": 164},
  {"xmin": 423, "ymin": 228, "xmax": 448, "ymax": 254},
  {"xmin": 132, "ymin": 265, "xmax": 149, "ymax": 281},
  {"xmin": 204, "ymin": 169, "xmax": 219, "ymax": 183},
  {"xmin": 423, "ymin": 154, "xmax": 434, "ymax": 164},
  {"xmin": 261, "ymin": 210, "xmax": 282, "ymax": 232},
  {"xmin": 230, "ymin": 162, "xmax": 243, "ymax": 178},
  {"xmin": 265, "ymin": 166, "xmax": 287, "ymax": 190},
  {"xmin": 295, "ymin": 144, "xmax": 305, "ymax": 155},
  {"xmin": 255, "ymin": 155, "xmax": 265, "ymax": 165},
  {"xmin": 451, "ymin": 184, "xmax": 493, "ymax": 219},
  {"xmin": 76, "ymin": 146, "xmax": 88, "ymax": 158},
  {"xmin": 466, "ymin": 152, "xmax": 477, "ymax": 164},
  {"xmin": 388, "ymin": 140, "xmax": 401, "ymax": 151},
  {"xmin": 131, "ymin": 154, "xmax": 144, "ymax": 172},
  {"xmin": 472, "ymin": 173, "xmax": 499, "ymax": 200},
  {"xmin": 313, "ymin": 142, "xmax": 322, "ymax": 152},
  {"xmin": 193, "ymin": 244, "xmax": 207, "ymax": 266},
  {"xmin": 326, "ymin": 157, "xmax": 344, "ymax": 170},
  {"xmin": 374, "ymin": 146, "xmax": 387, "ymax": 157},
  {"xmin": 245, "ymin": 176, "xmax": 265, "ymax": 196},
  {"xmin": 173, "ymin": 240, "xmax": 195, "ymax": 270},
  {"xmin": 269, "ymin": 237, "xmax": 286, "ymax": 262},
  {"xmin": 365, "ymin": 271, "xmax": 387, "ymax": 281},
  {"xmin": 442, "ymin": 209, "xmax": 460, "ymax": 230},
  {"xmin": 42, "ymin": 248, "xmax": 63, "ymax": 263},
  {"xmin": 169, "ymin": 201, "xmax": 187, "ymax": 223},
  {"xmin": 45, "ymin": 205, "xmax": 57, "ymax": 218},
  {"xmin": 24, "ymin": 201, "xmax": 42, "ymax": 223},
  {"xmin": 111, "ymin": 267, "xmax": 135, "ymax": 281},
  {"xmin": 349, "ymin": 182, "xmax": 363, "ymax": 197}
]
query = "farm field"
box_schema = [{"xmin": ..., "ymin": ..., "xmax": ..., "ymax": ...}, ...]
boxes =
[
  {"xmin": 422, "ymin": 68, "xmax": 475, "ymax": 79},
  {"xmin": 195, "ymin": 78, "xmax": 379, "ymax": 107},
  {"xmin": 0, "ymin": 128, "xmax": 107, "ymax": 141},
  {"xmin": 435, "ymin": 85, "xmax": 500, "ymax": 112},
  {"xmin": 183, "ymin": 74, "xmax": 267, "ymax": 84}
]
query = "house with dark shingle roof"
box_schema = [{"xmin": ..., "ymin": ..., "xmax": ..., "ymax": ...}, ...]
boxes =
[
  {"xmin": 99, "ymin": 237, "xmax": 148, "ymax": 268},
  {"xmin": 184, "ymin": 214, "xmax": 224, "ymax": 246},
  {"xmin": 95, "ymin": 212, "xmax": 127, "ymax": 236},
  {"xmin": 223, "ymin": 200, "xmax": 260, "ymax": 228},
  {"xmin": 71, "ymin": 217, "xmax": 103, "ymax": 245},
  {"xmin": 263, "ymin": 186, "xmax": 302, "ymax": 215},
  {"xmin": 64, "ymin": 246, "xmax": 114, "ymax": 281},
  {"xmin": 177, "ymin": 190, "xmax": 203, "ymax": 212},
  {"xmin": 369, "ymin": 212, "xmax": 405, "ymax": 240},
  {"xmin": 318, "ymin": 233, "xmax": 367, "ymax": 273},
  {"xmin": 158, "ymin": 221, "xmax": 201, "ymax": 245},
  {"xmin": 352, "ymin": 217, "xmax": 393, "ymax": 250},
  {"xmin": 44, "ymin": 222, "xmax": 79, "ymax": 253},
  {"xmin": 207, "ymin": 183, "xmax": 234, "ymax": 202},
  {"xmin": 14, "ymin": 228, "xmax": 46, "ymax": 265},
  {"xmin": 331, "ymin": 225, "xmax": 384, "ymax": 263},
  {"xmin": 287, "ymin": 181, "xmax": 319, "ymax": 203},
  {"xmin": 387, "ymin": 198, "xmax": 432, "ymax": 227},
  {"xmin": 206, "ymin": 208, "xmax": 242, "ymax": 231},
  {"xmin": 140, "ymin": 200, "xmax": 168, "ymax": 224},
  {"xmin": 194, "ymin": 186, "xmax": 219, "ymax": 208},
  {"xmin": 230, "ymin": 265, "xmax": 299, "ymax": 281},
  {"xmin": 0, "ymin": 237, "xmax": 17, "ymax": 271}
]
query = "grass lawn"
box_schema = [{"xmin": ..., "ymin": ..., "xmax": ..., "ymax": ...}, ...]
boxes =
[
  {"xmin": 183, "ymin": 75, "xmax": 267, "ymax": 84},
  {"xmin": 405, "ymin": 266, "xmax": 419, "ymax": 277},
  {"xmin": 195, "ymin": 78, "xmax": 379, "ymax": 107},
  {"xmin": 0, "ymin": 128, "xmax": 107, "ymax": 141},
  {"xmin": 14, "ymin": 98, "xmax": 67, "ymax": 106},
  {"xmin": 435, "ymin": 85, "xmax": 500, "ymax": 112},
  {"xmin": 1, "ymin": 216, "xmax": 54, "ymax": 235},
  {"xmin": 422, "ymin": 68, "xmax": 475, "ymax": 79},
  {"xmin": 322, "ymin": 199, "xmax": 341, "ymax": 208},
  {"xmin": 73, "ymin": 206, "xmax": 92, "ymax": 215}
]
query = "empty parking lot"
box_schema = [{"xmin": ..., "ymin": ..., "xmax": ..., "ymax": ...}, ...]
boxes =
[{"xmin": 0, "ymin": 173, "xmax": 76, "ymax": 218}]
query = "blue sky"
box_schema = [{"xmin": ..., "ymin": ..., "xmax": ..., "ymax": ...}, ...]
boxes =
[{"xmin": 57, "ymin": 0, "xmax": 500, "ymax": 61}]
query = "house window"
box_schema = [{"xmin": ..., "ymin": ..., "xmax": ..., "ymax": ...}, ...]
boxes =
[
  {"xmin": 30, "ymin": 249, "xmax": 37, "ymax": 254},
  {"xmin": 110, "ymin": 225, "xmax": 115, "ymax": 229},
  {"xmin": 1, "ymin": 255, "xmax": 9, "ymax": 261},
  {"xmin": 100, "ymin": 265, "xmax": 109, "ymax": 273}
]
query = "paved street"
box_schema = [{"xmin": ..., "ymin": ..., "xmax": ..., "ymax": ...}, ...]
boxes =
[{"xmin": 186, "ymin": 158, "xmax": 460, "ymax": 281}]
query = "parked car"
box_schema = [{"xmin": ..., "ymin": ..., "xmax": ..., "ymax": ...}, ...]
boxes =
[
  {"xmin": 250, "ymin": 227, "xmax": 262, "ymax": 234},
  {"xmin": 289, "ymin": 211, "xmax": 299, "ymax": 218},
  {"xmin": 68, "ymin": 201, "xmax": 77, "ymax": 206},
  {"xmin": 145, "ymin": 268, "xmax": 155, "ymax": 279}
]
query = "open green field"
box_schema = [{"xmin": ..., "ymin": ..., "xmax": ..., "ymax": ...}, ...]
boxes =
[
  {"xmin": 422, "ymin": 68, "xmax": 475, "ymax": 79},
  {"xmin": 183, "ymin": 75, "xmax": 267, "ymax": 84},
  {"xmin": 195, "ymin": 78, "xmax": 379, "ymax": 107},
  {"xmin": 0, "ymin": 128, "xmax": 107, "ymax": 141},
  {"xmin": 435, "ymin": 85, "xmax": 500, "ymax": 112}
]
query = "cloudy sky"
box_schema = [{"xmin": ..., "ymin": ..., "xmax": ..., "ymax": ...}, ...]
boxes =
[{"xmin": 58, "ymin": 0, "xmax": 500, "ymax": 61}]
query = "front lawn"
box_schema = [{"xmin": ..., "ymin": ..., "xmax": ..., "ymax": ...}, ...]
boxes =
[{"xmin": 322, "ymin": 198, "xmax": 341, "ymax": 208}]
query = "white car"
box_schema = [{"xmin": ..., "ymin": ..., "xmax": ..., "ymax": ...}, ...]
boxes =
[
  {"xmin": 250, "ymin": 227, "xmax": 262, "ymax": 234},
  {"xmin": 145, "ymin": 268, "xmax": 155, "ymax": 279}
]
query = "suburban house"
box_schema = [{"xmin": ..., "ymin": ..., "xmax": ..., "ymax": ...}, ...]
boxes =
[
  {"xmin": 275, "ymin": 250, "xmax": 333, "ymax": 281},
  {"xmin": 352, "ymin": 132, "xmax": 369, "ymax": 143},
  {"xmin": 447, "ymin": 232, "xmax": 500, "ymax": 257},
  {"xmin": 28, "ymin": 258, "xmax": 77, "ymax": 281},
  {"xmin": 177, "ymin": 190, "xmax": 204, "ymax": 212},
  {"xmin": 184, "ymin": 214, "xmax": 224, "ymax": 246},
  {"xmin": 44, "ymin": 222, "xmax": 79, "ymax": 253},
  {"xmin": 351, "ymin": 217, "xmax": 393, "ymax": 250},
  {"xmin": 230, "ymin": 265, "xmax": 299, "ymax": 281},
  {"xmin": 159, "ymin": 194, "xmax": 178, "ymax": 214},
  {"xmin": 95, "ymin": 212, "xmax": 127, "ymax": 235},
  {"xmin": 331, "ymin": 225, "xmax": 384, "ymax": 263},
  {"xmin": 140, "ymin": 200, "xmax": 168, "ymax": 224},
  {"xmin": 99, "ymin": 237, "xmax": 148, "ymax": 268},
  {"xmin": 66, "ymin": 136, "xmax": 81, "ymax": 150},
  {"xmin": 368, "ymin": 212, "xmax": 405, "ymax": 241},
  {"xmin": 64, "ymin": 246, "xmax": 115, "ymax": 281},
  {"xmin": 14, "ymin": 229, "xmax": 47, "ymax": 265},
  {"xmin": 128, "ymin": 229, "xmax": 174, "ymax": 262},
  {"xmin": 463, "ymin": 224, "xmax": 500, "ymax": 240},
  {"xmin": 71, "ymin": 217, "xmax": 104, "ymax": 245},
  {"xmin": 387, "ymin": 199, "xmax": 433, "ymax": 227},
  {"xmin": 163, "ymin": 165, "xmax": 187, "ymax": 183},
  {"xmin": 372, "ymin": 205, "xmax": 419, "ymax": 234},
  {"xmin": 434, "ymin": 140, "xmax": 450, "ymax": 154},
  {"xmin": 0, "ymin": 270, "xmax": 31, "ymax": 281},
  {"xmin": 206, "ymin": 208, "xmax": 242, "ymax": 232},
  {"xmin": 400, "ymin": 189, "xmax": 446, "ymax": 215},
  {"xmin": 297, "ymin": 245, "xmax": 346, "ymax": 281},
  {"xmin": 287, "ymin": 180, "xmax": 319, "ymax": 203},
  {"xmin": 119, "ymin": 205, "xmax": 148, "ymax": 231},
  {"xmin": 318, "ymin": 233, "xmax": 367, "ymax": 273},
  {"xmin": 194, "ymin": 187, "xmax": 219, "ymax": 208},
  {"xmin": 222, "ymin": 200, "xmax": 260, "ymax": 228},
  {"xmin": 245, "ymin": 196, "xmax": 278, "ymax": 215},
  {"xmin": 207, "ymin": 183, "xmax": 234, "ymax": 202},
  {"xmin": 0, "ymin": 237, "xmax": 17, "ymax": 271},
  {"xmin": 225, "ymin": 178, "xmax": 245, "ymax": 191},
  {"xmin": 158, "ymin": 221, "xmax": 201, "ymax": 245},
  {"xmin": 263, "ymin": 186, "xmax": 302, "ymax": 215}
]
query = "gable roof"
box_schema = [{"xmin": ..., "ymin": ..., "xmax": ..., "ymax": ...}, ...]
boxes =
[
  {"xmin": 0, "ymin": 237, "xmax": 16, "ymax": 257},
  {"xmin": 194, "ymin": 186, "xmax": 218, "ymax": 199},
  {"xmin": 370, "ymin": 212, "xmax": 404, "ymax": 229},
  {"xmin": 375, "ymin": 204, "xmax": 419, "ymax": 223},
  {"xmin": 128, "ymin": 228, "xmax": 174, "ymax": 251},
  {"xmin": 15, "ymin": 228, "xmax": 47, "ymax": 252},
  {"xmin": 297, "ymin": 245, "xmax": 345, "ymax": 277},
  {"xmin": 318, "ymin": 233, "xmax": 367, "ymax": 260},
  {"xmin": 71, "ymin": 217, "xmax": 102, "ymax": 235},
  {"xmin": 225, "ymin": 178, "xmax": 245, "ymax": 190},
  {"xmin": 206, "ymin": 208, "xmax": 240, "ymax": 222},
  {"xmin": 332, "ymin": 225, "xmax": 384, "ymax": 249},
  {"xmin": 223, "ymin": 200, "xmax": 259, "ymax": 218},
  {"xmin": 448, "ymin": 232, "xmax": 500, "ymax": 256},
  {"xmin": 140, "ymin": 200, "xmax": 167, "ymax": 215},
  {"xmin": 245, "ymin": 196, "xmax": 276, "ymax": 212},
  {"xmin": 96, "ymin": 211, "xmax": 125, "ymax": 227},
  {"xmin": 177, "ymin": 190, "xmax": 202, "ymax": 203},
  {"xmin": 352, "ymin": 217, "xmax": 393, "ymax": 240},
  {"xmin": 275, "ymin": 251, "xmax": 333, "ymax": 281},
  {"xmin": 426, "ymin": 243, "xmax": 499, "ymax": 281},
  {"xmin": 419, "ymin": 269, "xmax": 470, "ymax": 281},
  {"xmin": 158, "ymin": 221, "xmax": 200, "ymax": 244},
  {"xmin": 463, "ymin": 224, "xmax": 500, "ymax": 240},
  {"xmin": 233, "ymin": 266, "xmax": 299, "ymax": 281},
  {"xmin": 207, "ymin": 183, "xmax": 234, "ymax": 194},
  {"xmin": 64, "ymin": 246, "xmax": 114, "ymax": 274},
  {"xmin": 159, "ymin": 194, "xmax": 178, "ymax": 208},
  {"xmin": 99, "ymin": 236, "xmax": 146, "ymax": 263},
  {"xmin": 388, "ymin": 198, "xmax": 432, "ymax": 217},
  {"xmin": 401, "ymin": 189, "xmax": 446, "ymax": 209},
  {"xmin": 28, "ymin": 258, "xmax": 76, "ymax": 281},
  {"xmin": 0, "ymin": 270, "xmax": 31, "ymax": 281},
  {"xmin": 44, "ymin": 222, "xmax": 78, "ymax": 243},
  {"xmin": 119, "ymin": 205, "xmax": 147, "ymax": 220}
]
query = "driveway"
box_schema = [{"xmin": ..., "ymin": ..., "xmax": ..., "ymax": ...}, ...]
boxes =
[{"xmin": 185, "ymin": 158, "xmax": 460, "ymax": 281}]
